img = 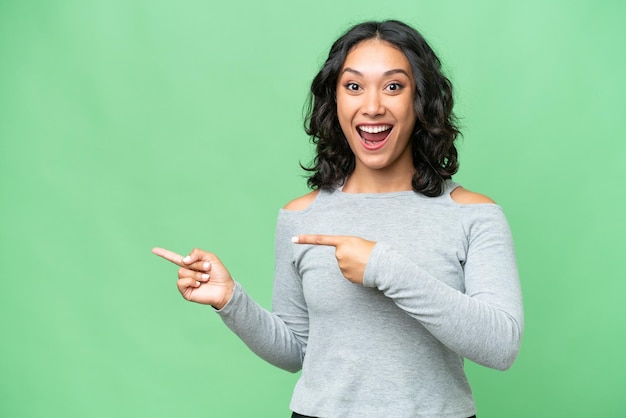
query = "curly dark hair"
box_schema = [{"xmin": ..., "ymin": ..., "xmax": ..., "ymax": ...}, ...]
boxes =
[{"xmin": 303, "ymin": 20, "xmax": 460, "ymax": 197}]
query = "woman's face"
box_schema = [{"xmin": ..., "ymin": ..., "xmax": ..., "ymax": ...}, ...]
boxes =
[{"xmin": 336, "ymin": 39, "xmax": 417, "ymax": 176}]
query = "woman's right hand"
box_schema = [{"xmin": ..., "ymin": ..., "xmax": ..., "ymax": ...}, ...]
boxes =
[{"xmin": 152, "ymin": 247, "xmax": 235, "ymax": 310}]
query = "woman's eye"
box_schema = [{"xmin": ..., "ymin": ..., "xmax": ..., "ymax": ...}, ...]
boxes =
[
  {"xmin": 387, "ymin": 83, "xmax": 403, "ymax": 91},
  {"xmin": 345, "ymin": 83, "xmax": 360, "ymax": 91}
]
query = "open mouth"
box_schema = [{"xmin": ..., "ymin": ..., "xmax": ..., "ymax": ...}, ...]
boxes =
[{"xmin": 357, "ymin": 124, "xmax": 393, "ymax": 150}]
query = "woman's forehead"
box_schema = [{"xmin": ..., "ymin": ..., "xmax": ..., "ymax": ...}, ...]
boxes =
[{"xmin": 341, "ymin": 40, "xmax": 412, "ymax": 75}]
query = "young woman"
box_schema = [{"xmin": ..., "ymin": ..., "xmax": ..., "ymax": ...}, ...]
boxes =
[{"xmin": 153, "ymin": 20, "xmax": 523, "ymax": 418}]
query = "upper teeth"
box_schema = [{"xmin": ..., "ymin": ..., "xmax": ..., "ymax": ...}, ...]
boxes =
[{"xmin": 359, "ymin": 125, "xmax": 392, "ymax": 134}]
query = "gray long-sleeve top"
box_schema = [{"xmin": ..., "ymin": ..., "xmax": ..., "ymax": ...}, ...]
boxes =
[{"xmin": 217, "ymin": 181, "xmax": 524, "ymax": 418}]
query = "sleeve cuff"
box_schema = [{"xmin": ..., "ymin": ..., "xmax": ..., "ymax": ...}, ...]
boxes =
[
  {"xmin": 214, "ymin": 281, "xmax": 242, "ymax": 314},
  {"xmin": 362, "ymin": 243, "xmax": 389, "ymax": 288}
]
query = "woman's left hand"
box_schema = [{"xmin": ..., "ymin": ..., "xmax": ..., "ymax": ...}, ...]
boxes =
[{"xmin": 292, "ymin": 234, "xmax": 376, "ymax": 284}]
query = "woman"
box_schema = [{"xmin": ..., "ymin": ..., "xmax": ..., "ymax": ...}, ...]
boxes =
[{"xmin": 153, "ymin": 20, "xmax": 523, "ymax": 418}]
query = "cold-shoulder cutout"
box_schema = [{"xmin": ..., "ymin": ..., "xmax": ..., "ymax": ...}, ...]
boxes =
[
  {"xmin": 283, "ymin": 190, "xmax": 320, "ymax": 211},
  {"xmin": 450, "ymin": 186, "xmax": 496, "ymax": 205}
]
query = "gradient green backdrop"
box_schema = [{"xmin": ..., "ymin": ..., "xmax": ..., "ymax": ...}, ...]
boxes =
[{"xmin": 1, "ymin": 1, "xmax": 625, "ymax": 417}]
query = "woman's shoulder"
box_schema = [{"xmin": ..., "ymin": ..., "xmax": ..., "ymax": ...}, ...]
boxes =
[
  {"xmin": 283, "ymin": 190, "xmax": 321, "ymax": 211},
  {"xmin": 447, "ymin": 185, "xmax": 509, "ymax": 233},
  {"xmin": 449, "ymin": 186, "xmax": 496, "ymax": 205}
]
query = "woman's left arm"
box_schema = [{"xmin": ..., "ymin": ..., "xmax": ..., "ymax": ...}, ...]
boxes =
[{"xmin": 294, "ymin": 206, "xmax": 523, "ymax": 370}]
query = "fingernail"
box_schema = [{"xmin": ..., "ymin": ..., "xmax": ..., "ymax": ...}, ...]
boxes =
[
  {"xmin": 195, "ymin": 280, "xmax": 201, "ymax": 286},
  {"xmin": 201, "ymin": 273, "xmax": 210, "ymax": 280},
  {"xmin": 291, "ymin": 236, "xmax": 299, "ymax": 243},
  {"xmin": 203, "ymin": 262, "xmax": 211, "ymax": 270},
  {"xmin": 183, "ymin": 256, "xmax": 191, "ymax": 263}
]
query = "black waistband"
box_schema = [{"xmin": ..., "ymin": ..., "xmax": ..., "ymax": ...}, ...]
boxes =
[{"xmin": 291, "ymin": 413, "xmax": 476, "ymax": 418}]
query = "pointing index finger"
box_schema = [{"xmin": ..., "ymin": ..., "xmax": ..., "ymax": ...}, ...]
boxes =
[
  {"xmin": 292, "ymin": 234, "xmax": 345, "ymax": 247},
  {"xmin": 152, "ymin": 247, "xmax": 186, "ymax": 266}
]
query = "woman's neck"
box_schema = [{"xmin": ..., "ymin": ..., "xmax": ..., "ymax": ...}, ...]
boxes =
[{"xmin": 341, "ymin": 167, "xmax": 414, "ymax": 193}]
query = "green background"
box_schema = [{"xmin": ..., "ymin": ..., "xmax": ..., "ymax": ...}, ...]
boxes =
[{"xmin": 1, "ymin": 0, "xmax": 624, "ymax": 416}]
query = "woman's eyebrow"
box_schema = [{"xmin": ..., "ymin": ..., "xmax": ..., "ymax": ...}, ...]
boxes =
[
  {"xmin": 341, "ymin": 67, "xmax": 363, "ymax": 76},
  {"xmin": 383, "ymin": 69, "xmax": 411, "ymax": 77},
  {"xmin": 341, "ymin": 67, "xmax": 411, "ymax": 77}
]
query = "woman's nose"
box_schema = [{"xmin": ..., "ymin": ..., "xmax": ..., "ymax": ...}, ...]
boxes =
[{"xmin": 361, "ymin": 90, "xmax": 385, "ymax": 117}]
